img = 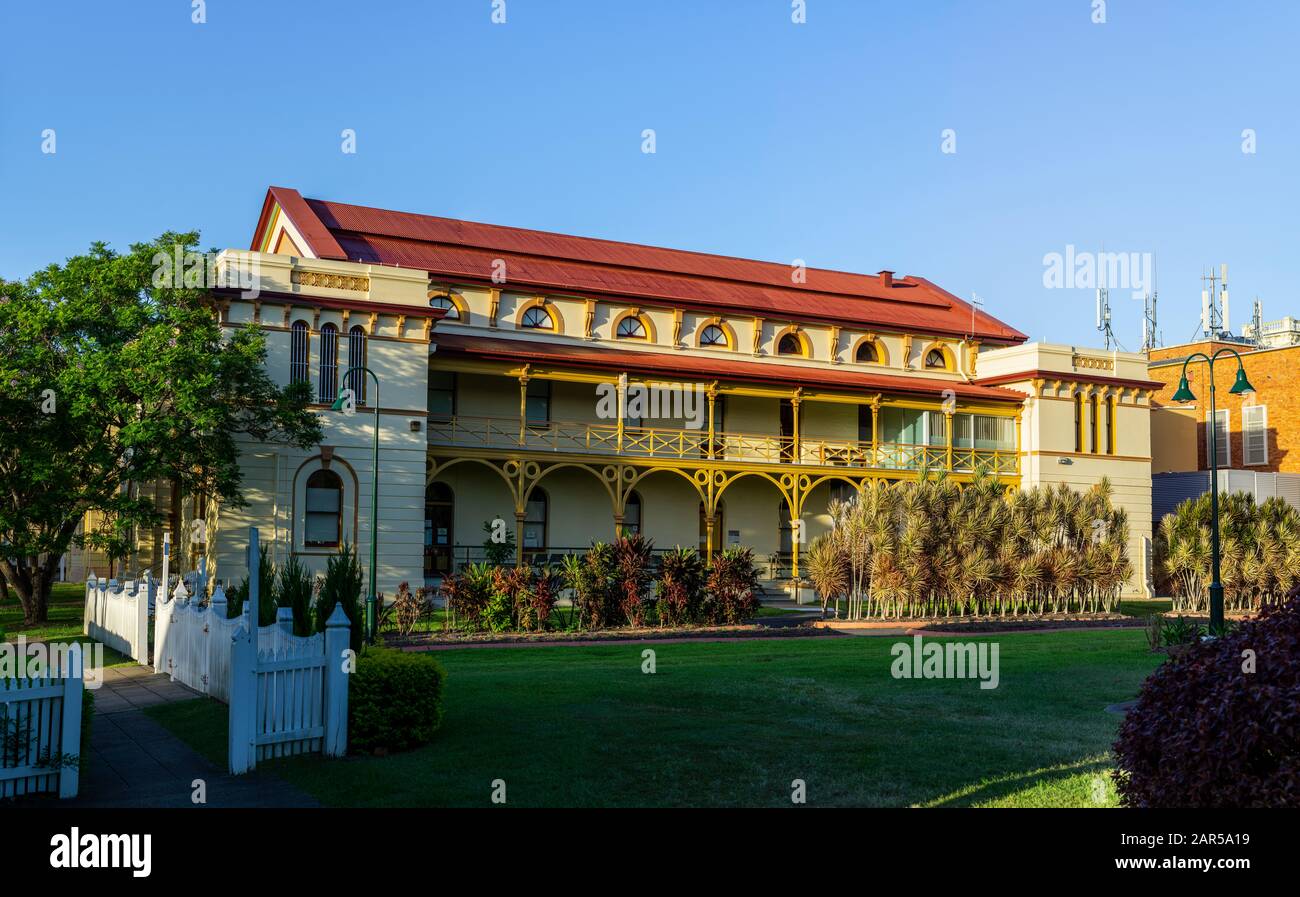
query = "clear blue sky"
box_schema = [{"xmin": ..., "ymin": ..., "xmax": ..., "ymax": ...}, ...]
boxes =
[{"xmin": 2, "ymin": 0, "xmax": 1297, "ymax": 348}]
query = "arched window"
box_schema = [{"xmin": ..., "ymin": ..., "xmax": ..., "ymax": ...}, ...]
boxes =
[
  {"xmin": 623, "ymin": 491, "xmax": 642, "ymax": 535},
  {"xmin": 290, "ymin": 320, "xmax": 309, "ymax": 384},
  {"xmin": 616, "ymin": 316, "xmax": 648, "ymax": 339},
  {"xmin": 428, "ymin": 295, "xmax": 460, "ymax": 320},
  {"xmin": 304, "ymin": 469, "xmax": 343, "ymax": 548},
  {"xmin": 925, "ymin": 348, "xmax": 947, "ymax": 370},
  {"xmin": 346, "ymin": 325, "xmax": 367, "ymax": 405},
  {"xmin": 700, "ymin": 324, "xmax": 728, "ymax": 348},
  {"xmin": 521, "ymin": 306, "xmax": 554, "ymax": 330},
  {"xmin": 777, "ymin": 333, "xmax": 804, "ymax": 356},
  {"xmin": 855, "ymin": 341, "xmax": 878, "ymax": 363},
  {"xmin": 523, "ymin": 488, "xmax": 548, "ymax": 551},
  {"xmin": 319, "ymin": 323, "xmax": 339, "ymax": 403}
]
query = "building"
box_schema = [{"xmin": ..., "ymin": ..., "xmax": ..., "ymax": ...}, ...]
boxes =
[
  {"xmin": 1241, "ymin": 315, "xmax": 1300, "ymax": 348},
  {"xmin": 70, "ymin": 187, "xmax": 1159, "ymax": 597}
]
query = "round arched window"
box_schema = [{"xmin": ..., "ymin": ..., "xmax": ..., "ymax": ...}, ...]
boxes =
[
  {"xmin": 429, "ymin": 295, "xmax": 460, "ymax": 320},
  {"xmin": 521, "ymin": 306, "xmax": 554, "ymax": 330},
  {"xmin": 617, "ymin": 316, "xmax": 648, "ymax": 339},
  {"xmin": 856, "ymin": 341, "xmax": 878, "ymax": 363},
  {"xmin": 777, "ymin": 333, "xmax": 804, "ymax": 356},
  {"xmin": 925, "ymin": 348, "xmax": 947, "ymax": 369},
  {"xmin": 700, "ymin": 324, "xmax": 728, "ymax": 347}
]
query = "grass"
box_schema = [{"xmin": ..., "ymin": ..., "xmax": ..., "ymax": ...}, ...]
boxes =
[
  {"xmin": 1, "ymin": 581, "xmax": 133, "ymax": 666},
  {"xmin": 147, "ymin": 628, "xmax": 1162, "ymax": 807}
]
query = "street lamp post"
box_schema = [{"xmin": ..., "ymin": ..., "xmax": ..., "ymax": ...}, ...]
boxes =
[
  {"xmin": 331, "ymin": 367, "xmax": 381, "ymax": 642},
  {"xmin": 1170, "ymin": 347, "xmax": 1255, "ymax": 633}
]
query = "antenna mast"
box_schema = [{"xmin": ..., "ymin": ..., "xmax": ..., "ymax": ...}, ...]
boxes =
[
  {"xmin": 1141, "ymin": 256, "xmax": 1160, "ymax": 352},
  {"xmin": 1200, "ymin": 264, "xmax": 1230, "ymax": 339}
]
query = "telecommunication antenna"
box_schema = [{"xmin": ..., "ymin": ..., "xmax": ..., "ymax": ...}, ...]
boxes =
[
  {"xmin": 1141, "ymin": 256, "xmax": 1160, "ymax": 352},
  {"xmin": 1200, "ymin": 263, "xmax": 1230, "ymax": 338},
  {"xmin": 968, "ymin": 292, "xmax": 984, "ymax": 340},
  {"xmin": 1096, "ymin": 283, "xmax": 1116, "ymax": 350},
  {"xmin": 1250, "ymin": 297, "xmax": 1264, "ymax": 348}
]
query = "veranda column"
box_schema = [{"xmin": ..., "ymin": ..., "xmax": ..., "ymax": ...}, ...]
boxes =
[
  {"xmin": 791, "ymin": 389, "xmax": 802, "ymax": 463},
  {"xmin": 706, "ymin": 384, "xmax": 718, "ymax": 460},
  {"xmin": 617, "ymin": 372, "xmax": 627, "ymax": 452},
  {"xmin": 514, "ymin": 510, "xmax": 526, "ymax": 569},
  {"xmin": 705, "ymin": 514, "xmax": 716, "ymax": 564},
  {"xmin": 944, "ymin": 410, "xmax": 954, "ymax": 472},
  {"xmin": 870, "ymin": 396, "xmax": 882, "ymax": 466},
  {"xmin": 518, "ymin": 368, "xmax": 530, "ymax": 446}
]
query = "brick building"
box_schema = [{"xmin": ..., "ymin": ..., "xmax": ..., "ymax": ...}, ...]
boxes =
[{"xmin": 1148, "ymin": 339, "xmax": 1293, "ymax": 474}]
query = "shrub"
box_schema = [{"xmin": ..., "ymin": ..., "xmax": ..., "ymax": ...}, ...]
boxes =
[
  {"xmin": 313, "ymin": 542, "xmax": 364, "ymax": 653},
  {"xmin": 391, "ymin": 581, "xmax": 425, "ymax": 638},
  {"xmin": 655, "ymin": 547, "xmax": 706, "ymax": 626},
  {"xmin": 482, "ymin": 518, "xmax": 516, "ymax": 567},
  {"xmin": 567, "ymin": 542, "xmax": 619, "ymax": 630},
  {"xmin": 1113, "ymin": 591, "xmax": 1300, "ymax": 807},
  {"xmin": 349, "ymin": 647, "xmax": 445, "ymax": 753},
  {"xmin": 276, "ymin": 555, "xmax": 314, "ymax": 636},
  {"xmin": 705, "ymin": 547, "xmax": 760, "ymax": 624},
  {"xmin": 613, "ymin": 533, "xmax": 655, "ymax": 626},
  {"xmin": 227, "ymin": 549, "xmax": 278, "ymax": 623},
  {"xmin": 440, "ymin": 563, "xmax": 494, "ymax": 631}
]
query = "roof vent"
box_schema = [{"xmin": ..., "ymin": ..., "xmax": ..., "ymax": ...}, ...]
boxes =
[{"xmin": 878, "ymin": 270, "xmax": 894, "ymax": 288}]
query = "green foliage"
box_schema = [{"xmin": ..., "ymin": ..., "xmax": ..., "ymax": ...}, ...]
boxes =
[
  {"xmin": 704, "ymin": 547, "xmax": 761, "ymax": 624},
  {"xmin": 566, "ymin": 541, "xmax": 619, "ymax": 630},
  {"xmin": 349, "ymin": 647, "xmax": 445, "ymax": 753},
  {"xmin": 613, "ymin": 533, "xmax": 655, "ymax": 626},
  {"xmin": 314, "ymin": 542, "xmax": 364, "ymax": 654},
  {"xmin": 481, "ymin": 518, "xmax": 515, "ymax": 567},
  {"xmin": 440, "ymin": 562, "xmax": 495, "ymax": 630},
  {"xmin": 814, "ymin": 472, "xmax": 1132, "ymax": 619},
  {"xmin": 276, "ymin": 555, "xmax": 314, "ymax": 636},
  {"xmin": 0, "ymin": 233, "xmax": 322, "ymax": 624},
  {"xmin": 1155, "ymin": 491, "xmax": 1300, "ymax": 614},
  {"xmin": 227, "ymin": 549, "xmax": 278, "ymax": 624},
  {"xmin": 806, "ymin": 534, "xmax": 848, "ymax": 617},
  {"xmin": 654, "ymin": 547, "xmax": 707, "ymax": 627},
  {"xmin": 1159, "ymin": 615, "xmax": 1202, "ymax": 647}
]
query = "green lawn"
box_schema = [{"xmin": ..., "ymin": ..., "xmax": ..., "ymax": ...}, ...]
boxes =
[
  {"xmin": 147, "ymin": 629, "xmax": 1161, "ymax": 807},
  {"xmin": 1, "ymin": 581, "xmax": 133, "ymax": 666}
]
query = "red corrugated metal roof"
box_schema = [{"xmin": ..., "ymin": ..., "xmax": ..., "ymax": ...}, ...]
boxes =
[
  {"xmin": 433, "ymin": 332, "xmax": 1025, "ymax": 403},
  {"xmin": 251, "ymin": 187, "xmax": 1027, "ymax": 343}
]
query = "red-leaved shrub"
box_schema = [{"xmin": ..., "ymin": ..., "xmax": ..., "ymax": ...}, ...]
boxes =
[{"xmin": 1112, "ymin": 590, "xmax": 1300, "ymax": 807}]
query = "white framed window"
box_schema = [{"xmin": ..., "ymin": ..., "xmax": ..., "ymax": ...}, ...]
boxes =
[
  {"xmin": 1207, "ymin": 409, "xmax": 1230, "ymax": 466},
  {"xmin": 1243, "ymin": 404, "xmax": 1268, "ymax": 466}
]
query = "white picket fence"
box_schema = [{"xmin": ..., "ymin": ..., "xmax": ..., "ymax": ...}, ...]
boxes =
[
  {"xmin": 82, "ymin": 576, "xmax": 152, "ymax": 665},
  {"xmin": 152, "ymin": 527, "xmax": 350, "ymax": 774},
  {"xmin": 0, "ymin": 646, "xmax": 84, "ymax": 799}
]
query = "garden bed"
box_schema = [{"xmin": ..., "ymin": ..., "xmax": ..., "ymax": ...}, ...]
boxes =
[{"xmin": 382, "ymin": 620, "xmax": 840, "ymax": 649}]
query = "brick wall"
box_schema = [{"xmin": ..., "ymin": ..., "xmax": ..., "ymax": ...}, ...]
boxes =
[{"xmin": 1148, "ymin": 341, "xmax": 1298, "ymax": 473}]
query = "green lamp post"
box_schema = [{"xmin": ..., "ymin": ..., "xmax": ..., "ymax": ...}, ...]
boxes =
[
  {"xmin": 1169, "ymin": 347, "xmax": 1255, "ymax": 632},
  {"xmin": 331, "ymin": 367, "xmax": 381, "ymax": 642}
]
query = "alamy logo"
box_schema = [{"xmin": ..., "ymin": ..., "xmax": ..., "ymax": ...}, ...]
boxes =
[
  {"xmin": 595, "ymin": 378, "xmax": 706, "ymax": 429},
  {"xmin": 890, "ymin": 635, "xmax": 1000, "ymax": 690},
  {"xmin": 49, "ymin": 828, "xmax": 151, "ymax": 878},
  {"xmin": 1042, "ymin": 244, "xmax": 1153, "ymax": 300}
]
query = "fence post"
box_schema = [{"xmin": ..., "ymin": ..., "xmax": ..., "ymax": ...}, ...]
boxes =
[
  {"xmin": 135, "ymin": 575, "xmax": 150, "ymax": 666},
  {"xmin": 323, "ymin": 603, "xmax": 351, "ymax": 758},
  {"xmin": 227, "ymin": 622, "xmax": 257, "ymax": 775},
  {"xmin": 59, "ymin": 644, "xmax": 84, "ymax": 799},
  {"xmin": 276, "ymin": 607, "xmax": 294, "ymax": 653},
  {"xmin": 159, "ymin": 580, "xmax": 187, "ymax": 678},
  {"xmin": 82, "ymin": 576, "xmax": 95, "ymax": 635}
]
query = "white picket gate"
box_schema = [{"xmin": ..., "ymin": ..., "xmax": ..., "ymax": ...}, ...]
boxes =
[
  {"xmin": 227, "ymin": 528, "xmax": 349, "ymax": 774},
  {"xmin": 82, "ymin": 576, "xmax": 151, "ymax": 664},
  {"xmin": 154, "ymin": 581, "xmax": 248, "ymax": 703},
  {"xmin": 0, "ymin": 646, "xmax": 84, "ymax": 799}
]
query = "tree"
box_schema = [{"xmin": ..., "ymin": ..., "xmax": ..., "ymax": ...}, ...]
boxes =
[{"xmin": 0, "ymin": 233, "xmax": 322, "ymax": 624}]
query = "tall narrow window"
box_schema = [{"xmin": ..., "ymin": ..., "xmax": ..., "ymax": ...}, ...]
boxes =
[
  {"xmin": 1090, "ymin": 393, "xmax": 1100, "ymax": 453},
  {"xmin": 858, "ymin": 405, "xmax": 873, "ymax": 444},
  {"xmin": 778, "ymin": 499, "xmax": 794, "ymax": 554},
  {"xmin": 523, "ymin": 488, "xmax": 548, "ymax": 550},
  {"xmin": 1074, "ymin": 393, "xmax": 1084, "ymax": 453},
  {"xmin": 779, "ymin": 399, "xmax": 795, "ymax": 461},
  {"xmin": 346, "ymin": 325, "xmax": 367, "ymax": 405},
  {"xmin": 1106, "ymin": 397, "xmax": 1117, "ymax": 455},
  {"xmin": 428, "ymin": 371, "xmax": 457, "ymax": 423},
  {"xmin": 304, "ymin": 469, "xmax": 343, "ymax": 548},
  {"xmin": 319, "ymin": 323, "xmax": 339, "ymax": 404},
  {"xmin": 290, "ymin": 320, "xmax": 310, "ymax": 384},
  {"xmin": 1243, "ymin": 405, "xmax": 1267, "ymax": 465},
  {"xmin": 526, "ymin": 379, "xmax": 551, "ymax": 427},
  {"xmin": 1208, "ymin": 409, "xmax": 1230, "ymax": 466}
]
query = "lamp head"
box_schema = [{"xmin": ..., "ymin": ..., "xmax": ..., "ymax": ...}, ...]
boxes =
[
  {"xmin": 1229, "ymin": 366, "xmax": 1256, "ymax": 396},
  {"xmin": 1171, "ymin": 375, "xmax": 1196, "ymax": 404}
]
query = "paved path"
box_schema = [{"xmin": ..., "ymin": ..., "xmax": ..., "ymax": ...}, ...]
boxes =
[{"xmin": 16, "ymin": 664, "xmax": 318, "ymax": 808}]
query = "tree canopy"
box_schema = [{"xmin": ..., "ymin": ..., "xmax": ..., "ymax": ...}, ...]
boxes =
[{"xmin": 0, "ymin": 233, "xmax": 322, "ymax": 623}]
